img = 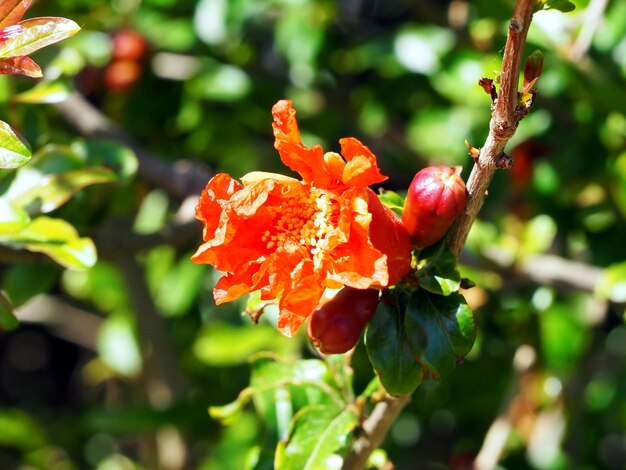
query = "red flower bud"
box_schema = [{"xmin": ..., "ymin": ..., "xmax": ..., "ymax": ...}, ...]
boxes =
[
  {"xmin": 402, "ymin": 166, "xmax": 467, "ymax": 249},
  {"xmin": 308, "ymin": 287, "xmax": 380, "ymax": 354},
  {"xmin": 111, "ymin": 28, "xmax": 148, "ymax": 61},
  {"xmin": 367, "ymin": 189, "xmax": 412, "ymax": 285}
]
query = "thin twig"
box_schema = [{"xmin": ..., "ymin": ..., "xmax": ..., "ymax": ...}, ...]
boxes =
[{"xmin": 344, "ymin": 1, "xmax": 537, "ymax": 467}]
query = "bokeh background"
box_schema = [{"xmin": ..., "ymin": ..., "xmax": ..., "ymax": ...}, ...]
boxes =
[{"xmin": 1, "ymin": 0, "xmax": 626, "ymax": 468}]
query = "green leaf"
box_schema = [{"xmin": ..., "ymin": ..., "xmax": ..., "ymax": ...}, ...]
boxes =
[
  {"xmin": 8, "ymin": 167, "xmax": 116, "ymax": 214},
  {"xmin": 0, "ymin": 0, "xmax": 31, "ymax": 29},
  {"xmin": 404, "ymin": 289, "xmax": 476, "ymax": 379},
  {"xmin": 377, "ymin": 190, "xmax": 405, "ymax": 217},
  {"xmin": 209, "ymin": 397, "xmax": 248, "ymax": 426},
  {"xmin": 247, "ymin": 354, "xmax": 341, "ymax": 434},
  {"xmin": 365, "ymin": 291, "xmax": 423, "ymax": 396},
  {"xmin": 275, "ymin": 405, "xmax": 357, "ymax": 470},
  {"xmin": 193, "ymin": 322, "xmax": 294, "ymax": 366},
  {"xmin": 417, "ymin": 242, "xmax": 462, "ymax": 296},
  {"xmin": 539, "ymin": 302, "xmax": 589, "ymax": 372},
  {"xmin": 13, "ymin": 79, "xmax": 71, "ymax": 104},
  {"xmin": 546, "ymin": 0, "xmax": 576, "ymax": 12},
  {"xmin": 0, "ymin": 120, "xmax": 31, "ymax": 169},
  {"xmin": 0, "ymin": 199, "xmax": 29, "ymax": 234},
  {"xmin": 0, "ymin": 290, "xmax": 18, "ymax": 330},
  {"xmin": 97, "ymin": 313, "xmax": 142, "ymax": 378},
  {"xmin": 0, "ymin": 216, "xmax": 97, "ymax": 270},
  {"xmin": 521, "ymin": 214, "xmax": 557, "ymax": 255},
  {"xmin": 77, "ymin": 139, "xmax": 138, "ymax": 181},
  {"xmin": 595, "ymin": 261, "xmax": 626, "ymax": 302},
  {"xmin": 535, "ymin": 0, "xmax": 576, "ymax": 12},
  {"xmin": 0, "ymin": 17, "xmax": 80, "ymax": 58},
  {"xmin": 0, "ymin": 409, "xmax": 47, "ymax": 450},
  {"xmin": 3, "ymin": 263, "xmax": 59, "ymax": 307}
]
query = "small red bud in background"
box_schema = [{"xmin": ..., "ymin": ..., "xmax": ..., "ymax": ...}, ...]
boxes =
[
  {"xmin": 308, "ymin": 287, "xmax": 380, "ymax": 354},
  {"xmin": 103, "ymin": 59, "xmax": 142, "ymax": 93},
  {"xmin": 367, "ymin": 189, "xmax": 412, "ymax": 285},
  {"xmin": 111, "ymin": 28, "xmax": 148, "ymax": 61},
  {"xmin": 104, "ymin": 28, "xmax": 148, "ymax": 94},
  {"xmin": 402, "ymin": 166, "xmax": 467, "ymax": 249}
]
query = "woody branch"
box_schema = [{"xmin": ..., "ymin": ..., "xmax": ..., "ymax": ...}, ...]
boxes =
[{"xmin": 343, "ymin": 0, "xmax": 537, "ymax": 468}]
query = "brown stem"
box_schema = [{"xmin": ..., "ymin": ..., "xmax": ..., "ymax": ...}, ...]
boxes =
[
  {"xmin": 448, "ymin": 0, "xmax": 535, "ymax": 255},
  {"xmin": 342, "ymin": 394, "xmax": 411, "ymax": 470},
  {"xmin": 345, "ymin": 1, "xmax": 537, "ymax": 468}
]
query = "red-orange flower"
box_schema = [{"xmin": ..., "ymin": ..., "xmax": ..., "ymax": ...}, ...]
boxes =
[{"xmin": 192, "ymin": 100, "xmax": 410, "ymax": 336}]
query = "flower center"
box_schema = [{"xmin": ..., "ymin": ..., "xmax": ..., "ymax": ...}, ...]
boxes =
[{"xmin": 261, "ymin": 188, "xmax": 337, "ymax": 260}]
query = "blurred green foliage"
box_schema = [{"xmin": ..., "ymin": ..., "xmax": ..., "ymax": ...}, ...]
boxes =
[{"xmin": 1, "ymin": 0, "xmax": 626, "ymax": 469}]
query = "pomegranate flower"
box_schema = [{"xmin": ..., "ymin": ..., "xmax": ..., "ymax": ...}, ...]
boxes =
[{"xmin": 192, "ymin": 100, "xmax": 411, "ymax": 336}]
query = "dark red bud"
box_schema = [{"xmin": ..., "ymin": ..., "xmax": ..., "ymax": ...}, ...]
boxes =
[
  {"xmin": 402, "ymin": 166, "xmax": 467, "ymax": 249},
  {"xmin": 367, "ymin": 189, "xmax": 412, "ymax": 285},
  {"xmin": 308, "ymin": 287, "xmax": 380, "ymax": 354}
]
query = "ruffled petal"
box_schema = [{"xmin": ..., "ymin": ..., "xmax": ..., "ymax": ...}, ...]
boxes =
[
  {"xmin": 339, "ymin": 137, "xmax": 388, "ymax": 188},
  {"xmin": 327, "ymin": 189, "xmax": 389, "ymax": 288},
  {"xmin": 213, "ymin": 262, "xmax": 262, "ymax": 304},
  {"xmin": 195, "ymin": 173, "xmax": 243, "ymax": 242},
  {"xmin": 277, "ymin": 259, "xmax": 326, "ymax": 337},
  {"xmin": 192, "ymin": 178, "xmax": 278, "ymax": 273},
  {"xmin": 366, "ymin": 189, "xmax": 412, "ymax": 285},
  {"xmin": 272, "ymin": 99, "xmax": 332, "ymax": 188}
]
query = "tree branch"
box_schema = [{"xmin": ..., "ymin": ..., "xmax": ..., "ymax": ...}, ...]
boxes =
[
  {"xmin": 343, "ymin": 394, "xmax": 411, "ymax": 470},
  {"xmin": 345, "ymin": 1, "xmax": 537, "ymax": 467},
  {"xmin": 448, "ymin": 0, "xmax": 536, "ymax": 255},
  {"xmin": 54, "ymin": 93, "xmax": 211, "ymax": 200}
]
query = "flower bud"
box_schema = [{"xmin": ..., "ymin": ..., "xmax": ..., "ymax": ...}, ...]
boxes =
[
  {"xmin": 367, "ymin": 189, "xmax": 412, "ymax": 285},
  {"xmin": 402, "ymin": 166, "xmax": 467, "ymax": 249},
  {"xmin": 308, "ymin": 287, "xmax": 380, "ymax": 354}
]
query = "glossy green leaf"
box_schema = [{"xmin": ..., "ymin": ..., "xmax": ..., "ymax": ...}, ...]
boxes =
[
  {"xmin": 0, "ymin": 119, "xmax": 31, "ymax": 169},
  {"xmin": 0, "ymin": 0, "xmax": 31, "ymax": 29},
  {"xmin": 0, "ymin": 17, "xmax": 80, "ymax": 58},
  {"xmin": 9, "ymin": 167, "xmax": 116, "ymax": 214},
  {"xmin": 0, "ymin": 55, "xmax": 41, "ymax": 77},
  {"xmin": 13, "ymin": 79, "xmax": 71, "ymax": 104},
  {"xmin": 404, "ymin": 289, "xmax": 476, "ymax": 379},
  {"xmin": 417, "ymin": 242, "xmax": 461, "ymax": 296},
  {"xmin": 248, "ymin": 354, "xmax": 341, "ymax": 434},
  {"xmin": 365, "ymin": 291, "xmax": 423, "ymax": 396},
  {"xmin": 377, "ymin": 190, "xmax": 405, "ymax": 217},
  {"xmin": 0, "ymin": 216, "xmax": 97, "ymax": 270},
  {"xmin": 275, "ymin": 405, "xmax": 357, "ymax": 470},
  {"xmin": 0, "ymin": 290, "xmax": 18, "ymax": 330}
]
